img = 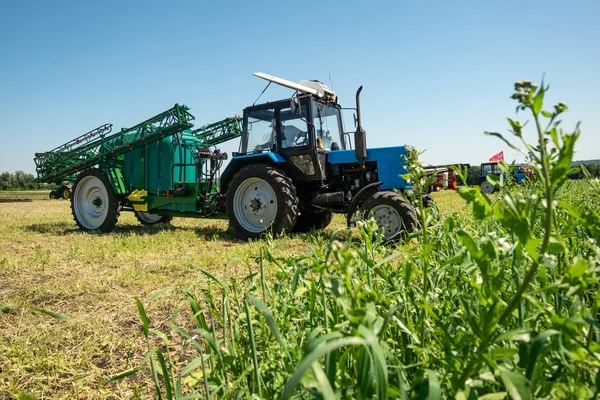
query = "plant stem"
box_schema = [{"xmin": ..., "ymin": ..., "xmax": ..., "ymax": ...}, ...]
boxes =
[{"xmin": 460, "ymin": 109, "xmax": 555, "ymax": 384}]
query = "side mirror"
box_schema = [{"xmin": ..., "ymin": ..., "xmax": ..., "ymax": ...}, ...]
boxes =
[
  {"xmin": 353, "ymin": 113, "xmax": 358, "ymax": 128},
  {"xmin": 290, "ymin": 97, "xmax": 301, "ymax": 115}
]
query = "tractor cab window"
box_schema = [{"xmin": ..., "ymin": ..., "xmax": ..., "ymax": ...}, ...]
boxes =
[
  {"xmin": 246, "ymin": 109, "xmax": 275, "ymax": 152},
  {"xmin": 482, "ymin": 163, "xmax": 501, "ymax": 175},
  {"xmin": 279, "ymin": 105, "xmax": 309, "ymax": 149},
  {"xmin": 312, "ymin": 101, "xmax": 343, "ymax": 150}
]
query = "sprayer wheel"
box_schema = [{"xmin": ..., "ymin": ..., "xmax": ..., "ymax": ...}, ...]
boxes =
[{"xmin": 71, "ymin": 169, "xmax": 120, "ymax": 232}]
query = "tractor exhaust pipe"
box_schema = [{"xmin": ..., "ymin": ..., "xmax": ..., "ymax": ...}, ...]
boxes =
[{"xmin": 354, "ymin": 86, "xmax": 367, "ymax": 164}]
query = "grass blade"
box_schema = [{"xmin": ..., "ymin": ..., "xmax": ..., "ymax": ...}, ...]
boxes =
[
  {"xmin": 192, "ymin": 263, "xmax": 224, "ymax": 288},
  {"xmin": 281, "ymin": 336, "xmax": 367, "ymax": 400},
  {"xmin": 29, "ymin": 306, "xmax": 74, "ymax": 322},
  {"xmin": 425, "ymin": 369, "xmax": 441, "ymax": 400},
  {"xmin": 180, "ymin": 355, "xmax": 210, "ymax": 377},
  {"xmin": 135, "ymin": 297, "xmax": 149, "ymax": 338},
  {"xmin": 155, "ymin": 350, "xmax": 173, "ymax": 400},
  {"xmin": 247, "ymin": 293, "xmax": 289, "ymax": 357},
  {"xmin": 244, "ymin": 297, "xmax": 262, "ymax": 397},
  {"xmin": 106, "ymin": 367, "xmax": 140, "ymax": 384},
  {"xmin": 312, "ymin": 361, "xmax": 337, "ymax": 400}
]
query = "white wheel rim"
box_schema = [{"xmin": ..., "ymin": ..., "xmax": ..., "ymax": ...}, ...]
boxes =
[
  {"xmin": 233, "ymin": 177, "xmax": 278, "ymax": 233},
  {"xmin": 480, "ymin": 181, "xmax": 494, "ymax": 194},
  {"xmin": 73, "ymin": 175, "xmax": 109, "ymax": 230},
  {"xmin": 370, "ymin": 204, "xmax": 402, "ymax": 240},
  {"xmin": 137, "ymin": 212, "xmax": 163, "ymax": 224}
]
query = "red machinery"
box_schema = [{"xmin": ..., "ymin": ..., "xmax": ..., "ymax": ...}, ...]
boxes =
[{"xmin": 424, "ymin": 164, "xmax": 470, "ymax": 192}]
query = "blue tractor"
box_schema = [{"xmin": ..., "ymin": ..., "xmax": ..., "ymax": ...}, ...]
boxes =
[
  {"xmin": 477, "ymin": 162, "xmax": 528, "ymax": 194},
  {"xmin": 221, "ymin": 73, "xmax": 419, "ymax": 241}
]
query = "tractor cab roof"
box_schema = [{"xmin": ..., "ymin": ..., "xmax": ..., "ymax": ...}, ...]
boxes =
[{"xmin": 243, "ymin": 95, "xmax": 341, "ymax": 123}]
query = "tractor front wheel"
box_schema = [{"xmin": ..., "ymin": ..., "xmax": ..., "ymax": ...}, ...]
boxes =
[
  {"xmin": 361, "ymin": 191, "xmax": 418, "ymax": 241},
  {"xmin": 480, "ymin": 179, "xmax": 495, "ymax": 194},
  {"xmin": 71, "ymin": 169, "xmax": 120, "ymax": 232},
  {"xmin": 227, "ymin": 164, "xmax": 298, "ymax": 240},
  {"xmin": 135, "ymin": 211, "xmax": 173, "ymax": 225}
]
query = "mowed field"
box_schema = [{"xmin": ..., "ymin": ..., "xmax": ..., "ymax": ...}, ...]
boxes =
[{"xmin": 0, "ymin": 190, "xmax": 465, "ymax": 399}]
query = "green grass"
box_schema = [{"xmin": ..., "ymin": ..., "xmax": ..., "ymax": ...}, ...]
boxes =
[
  {"xmin": 2, "ymin": 183, "xmax": 597, "ymax": 399},
  {"xmin": 1, "ymin": 191, "xmax": 461, "ymax": 398}
]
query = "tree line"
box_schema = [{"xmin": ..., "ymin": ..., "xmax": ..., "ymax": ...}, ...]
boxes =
[{"xmin": 0, "ymin": 171, "xmax": 53, "ymax": 190}]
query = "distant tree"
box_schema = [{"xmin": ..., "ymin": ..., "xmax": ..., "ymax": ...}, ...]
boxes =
[
  {"xmin": 0, "ymin": 172, "xmax": 11, "ymax": 190},
  {"xmin": 568, "ymin": 163, "xmax": 600, "ymax": 180},
  {"xmin": 0, "ymin": 171, "xmax": 52, "ymax": 190},
  {"xmin": 465, "ymin": 166, "xmax": 481, "ymax": 185}
]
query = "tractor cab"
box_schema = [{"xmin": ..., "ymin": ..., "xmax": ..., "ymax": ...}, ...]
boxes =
[
  {"xmin": 219, "ymin": 73, "xmax": 419, "ymax": 241},
  {"xmin": 238, "ymin": 95, "xmax": 346, "ymax": 182}
]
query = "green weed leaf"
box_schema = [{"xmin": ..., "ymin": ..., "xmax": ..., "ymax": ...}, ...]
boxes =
[{"xmin": 499, "ymin": 366, "xmax": 531, "ymax": 400}]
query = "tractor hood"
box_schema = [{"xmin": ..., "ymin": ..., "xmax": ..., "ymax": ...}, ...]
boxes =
[{"xmin": 327, "ymin": 146, "xmax": 411, "ymax": 190}]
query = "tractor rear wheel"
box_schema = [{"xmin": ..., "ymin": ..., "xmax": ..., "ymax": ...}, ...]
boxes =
[
  {"xmin": 227, "ymin": 164, "xmax": 298, "ymax": 240},
  {"xmin": 71, "ymin": 169, "xmax": 120, "ymax": 232},
  {"xmin": 292, "ymin": 208, "xmax": 333, "ymax": 233},
  {"xmin": 135, "ymin": 211, "xmax": 173, "ymax": 225},
  {"xmin": 361, "ymin": 191, "xmax": 418, "ymax": 241}
]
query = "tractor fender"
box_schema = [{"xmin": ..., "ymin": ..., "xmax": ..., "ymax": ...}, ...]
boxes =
[
  {"xmin": 220, "ymin": 152, "xmax": 286, "ymax": 194},
  {"xmin": 346, "ymin": 181, "xmax": 383, "ymax": 227}
]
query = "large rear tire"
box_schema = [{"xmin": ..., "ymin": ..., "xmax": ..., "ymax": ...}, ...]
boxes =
[
  {"xmin": 292, "ymin": 208, "xmax": 333, "ymax": 233},
  {"xmin": 226, "ymin": 164, "xmax": 298, "ymax": 240},
  {"xmin": 361, "ymin": 191, "xmax": 418, "ymax": 241},
  {"xmin": 71, "ymin": 169, "xmax": 120, "ymax": 232},
  {"xmin": 135, "ymin": 211, "xmax": 173, "ymax": 225}
]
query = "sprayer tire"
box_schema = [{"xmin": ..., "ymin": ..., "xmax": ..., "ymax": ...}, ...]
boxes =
[{"xmin": 71, "ymin": 169, "xmax": 120, "ymax": 233}]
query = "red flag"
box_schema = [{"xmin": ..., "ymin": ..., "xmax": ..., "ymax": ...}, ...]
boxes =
[{"xmin": 489, "ymin": 151, "xmax": 504, "ymax": 162}]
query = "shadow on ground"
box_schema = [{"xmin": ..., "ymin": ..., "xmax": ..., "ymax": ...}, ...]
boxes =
[
  {"xmin": 0, "ymin": 199, "xmax": 33, "ymax": 203},
  {"xmin": 22, "ymin": 221, "xmax": 238, "ymax": 241}
]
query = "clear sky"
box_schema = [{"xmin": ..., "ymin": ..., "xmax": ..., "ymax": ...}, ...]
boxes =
[{"xmin": 1, "ymin": 0, "xmax": 598, "ymax": 175}]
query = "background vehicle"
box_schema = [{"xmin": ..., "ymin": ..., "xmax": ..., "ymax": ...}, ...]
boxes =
[
  {"xmin": 477, "ymin": 162, "xmax": 528, "ymax": 194},
  {"xmin": 49, "ymin": 183, "xmax": 72, "ymax": 200}
]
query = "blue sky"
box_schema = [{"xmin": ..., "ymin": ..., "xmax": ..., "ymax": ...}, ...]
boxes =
[{"xmin": 1, "ymin": 0, "xmax": 598, "ymax": 175}]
